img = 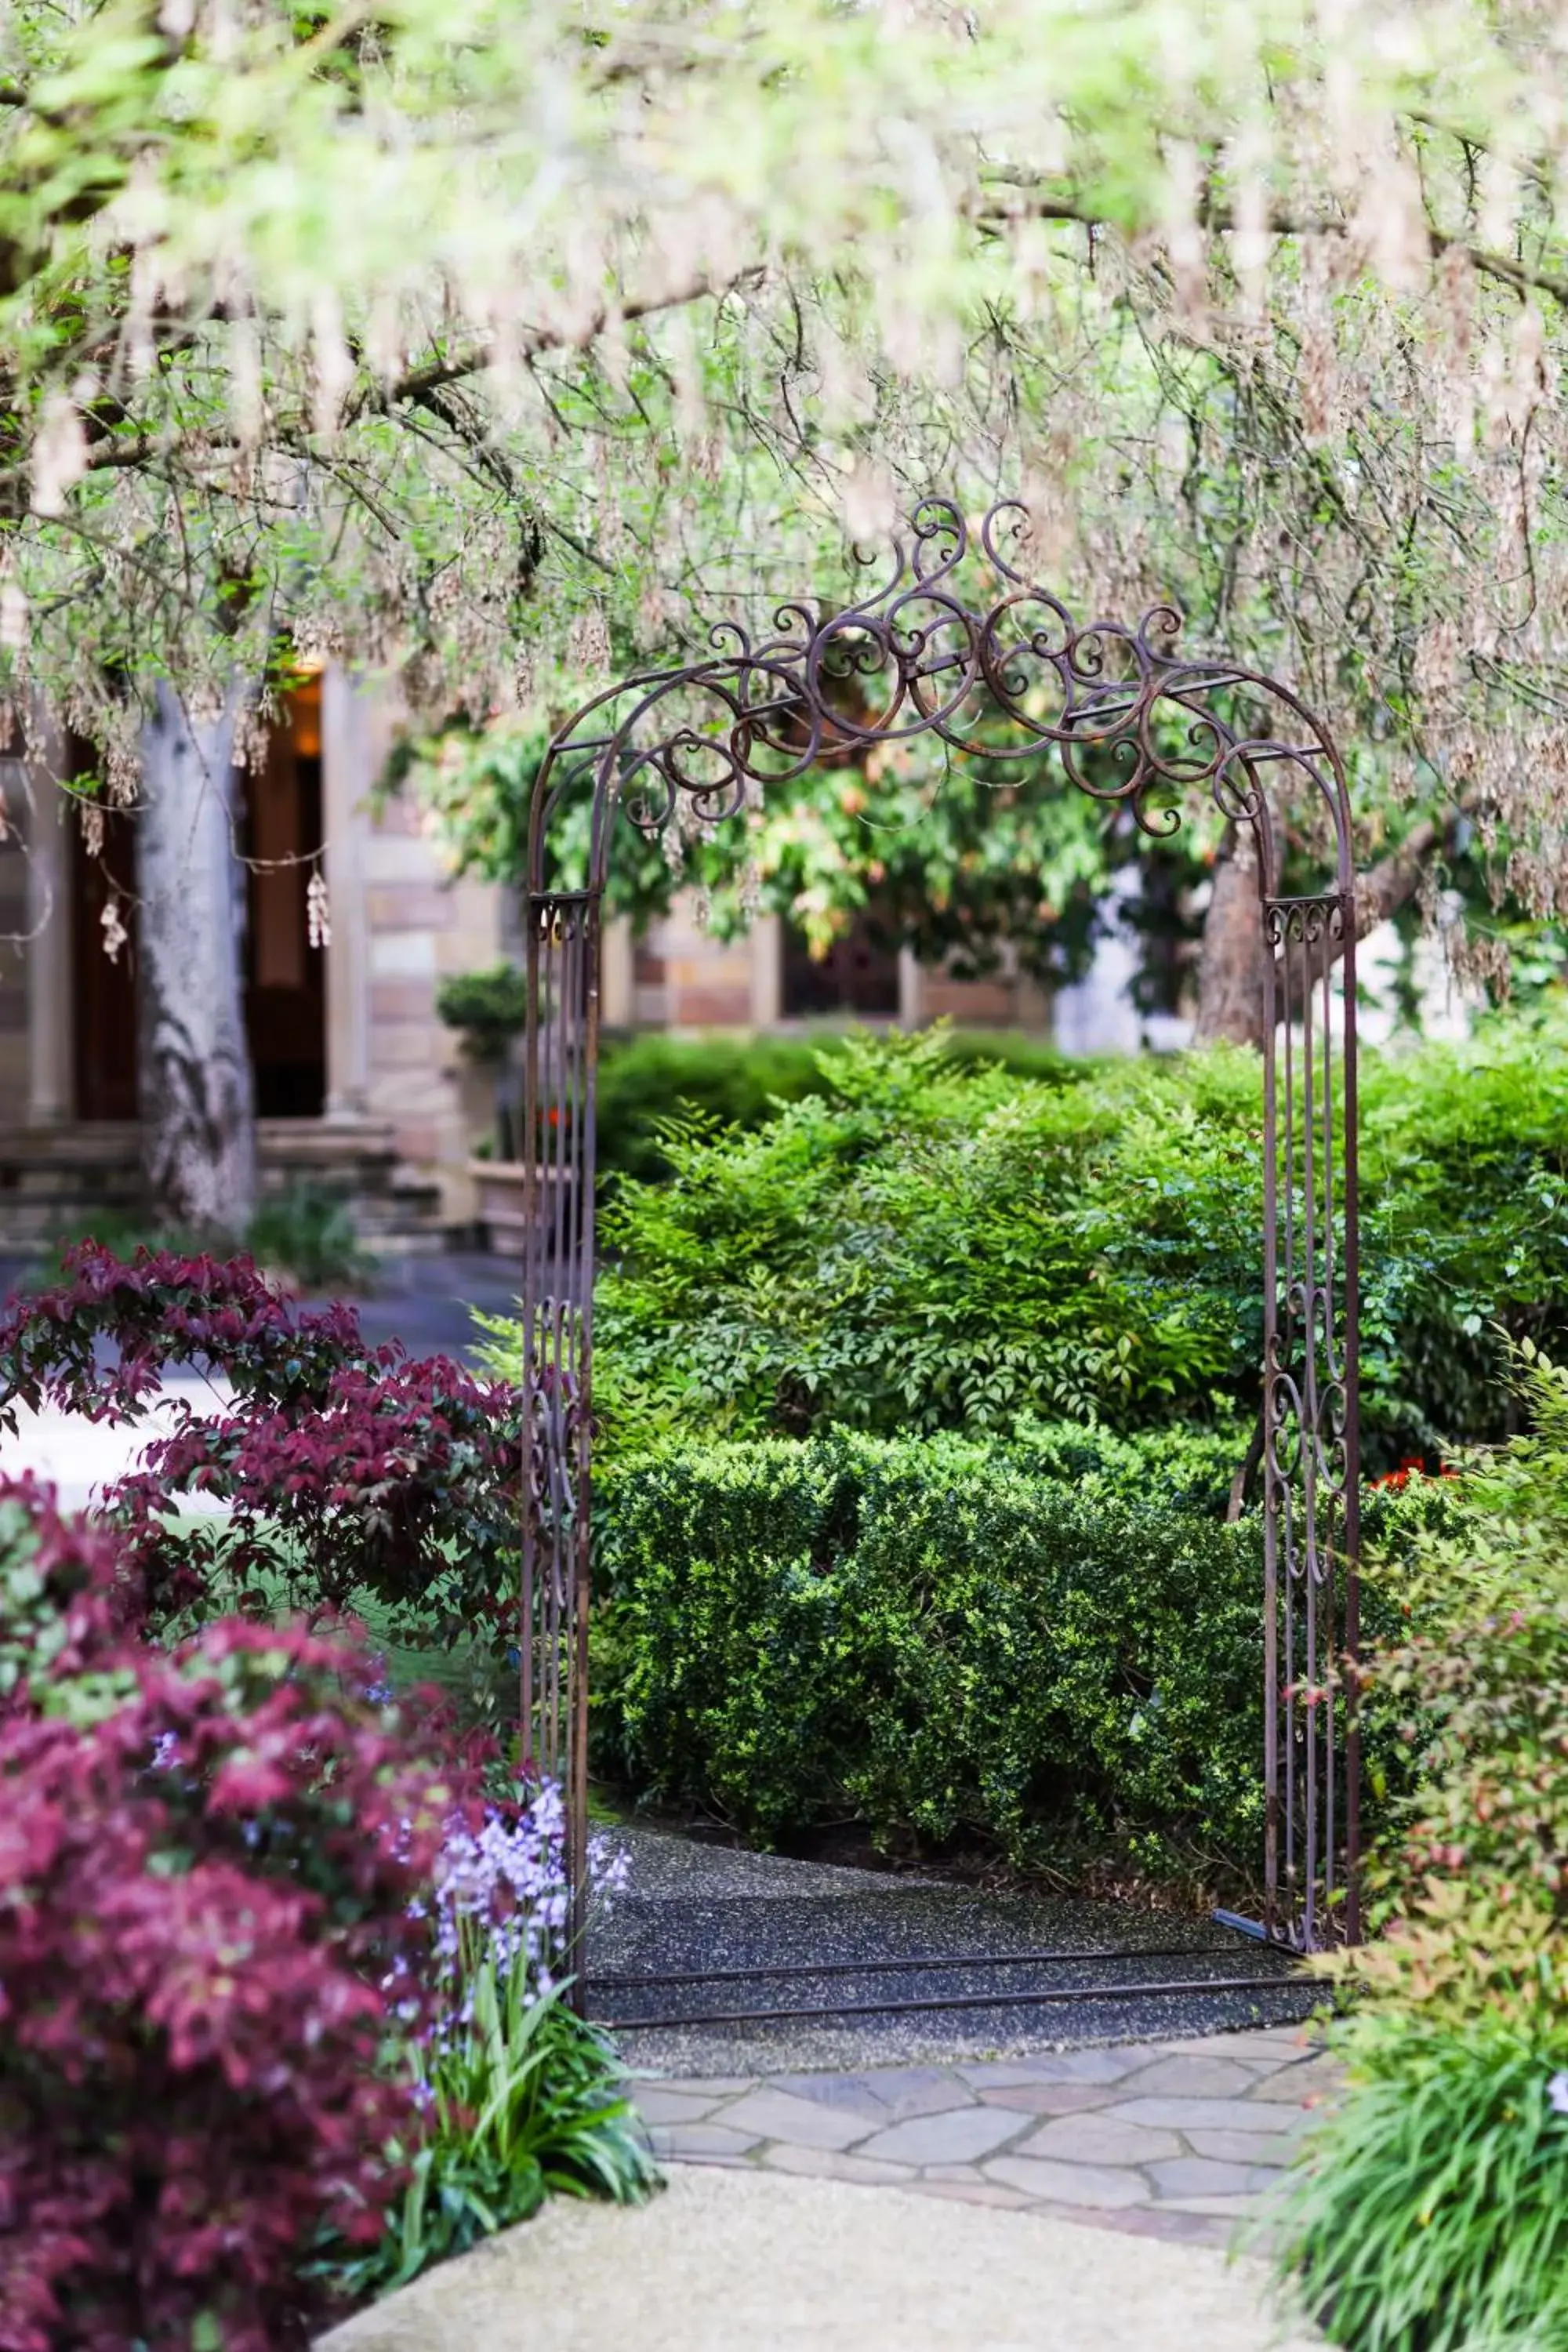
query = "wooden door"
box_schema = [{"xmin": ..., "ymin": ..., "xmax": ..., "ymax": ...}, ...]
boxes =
[{"xmin": 782, "ymin": 906, "xmax": 900, "ymax": 1018}]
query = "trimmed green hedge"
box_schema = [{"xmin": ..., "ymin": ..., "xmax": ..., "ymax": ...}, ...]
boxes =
[
  {"xmin": 595, "ymin": 1033, "xmax": 832, "ymax": 1185},
  {"xmin": 593, "ymin": 1428, "xmax": 1425, "ymax": 1883}
]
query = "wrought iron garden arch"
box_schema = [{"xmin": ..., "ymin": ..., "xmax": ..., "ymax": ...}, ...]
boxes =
[{"xmin": 521, "ymin": 495, "xmax": 1363, "ymax": 1979}]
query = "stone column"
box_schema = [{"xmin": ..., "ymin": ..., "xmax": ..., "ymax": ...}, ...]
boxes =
[
  {"xmin": 601, "ymin": 913, "xmax": 635, "ymax": 1029},
  {"xmin": 897, "ymin": 947, "xmax": 925, "ymax": 1030},
  {"xmin": 25, "ymin": 727, "xmax": 73, "ymax": 1127},
  {"xmin": 321, "ymin": 666, "xmax": 372, "ymax": 1119},
  {"xmin": 750, "ymin": 914, "xmax": 782, "ymax": 1028}
]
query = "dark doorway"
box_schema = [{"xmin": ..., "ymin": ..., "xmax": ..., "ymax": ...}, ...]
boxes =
[
  {"xmin": 71, "ymin": 686, "xmax": 328, "ymax": 1121},
  {"xmin": 782, "ymin": 906, "xmax": 900, "ymax": 1018},
  {"xmin": 71, "ymin": 773, "xmax": 140, "ymax": 1122},
  {"xmin": 241, "ymin": 679, "xmax": 327, "ymax": 1117}
]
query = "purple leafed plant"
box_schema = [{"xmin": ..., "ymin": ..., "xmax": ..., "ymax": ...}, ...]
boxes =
[
  {"xmin": 0, "ymin": 1473, "xmax": 488, "ymax": 2352},
  {"xmin": 0, "ymin": 1243, "xmax": 565, "ymax": 1650},
  {"xmin": 0, "ymin": 1252, "xmax": 613, "ymax": 2342}
]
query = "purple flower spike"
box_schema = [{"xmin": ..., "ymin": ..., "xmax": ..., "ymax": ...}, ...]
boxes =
[{"xmin": 420, "ymin": 1777, "xmax": 579, "ymax": 2052}]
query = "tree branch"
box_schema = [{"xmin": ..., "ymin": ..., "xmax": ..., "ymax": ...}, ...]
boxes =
[
  {"xmin": 1269, "ymin": 802, "xmax": 1470, "ymax": 993},
  {"xmin": 1352, "ymin": 812, "xmax": 1448, "ymax": 935},
  {"xmin": 356, "ymin": 264, "xmax": 767, "ymax": 423},
  {"xmin": 67, "ymin": 263, "xmax": 766, "ymax": 485},
  {"xmin": 971, "ymin": 182, "xmax": 1568, "ymax": 314}
]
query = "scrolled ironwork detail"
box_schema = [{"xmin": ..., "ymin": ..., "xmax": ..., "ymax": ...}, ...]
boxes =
[
  {"xmin": 521, "ymin": 491, "xmax": 1365, "ymax": 1989},
  {"xmin": 527, "ymin": 498, "xmax": 1355, "ymax": 901}
]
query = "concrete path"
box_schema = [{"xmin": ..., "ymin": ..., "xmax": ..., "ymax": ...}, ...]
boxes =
[
  {"xmin": 318, "ymin": 2161, "xmax": 1322, "ymax": 2352},
  {"xmin": 0, "ymin": 1377, "xmax": 236, "ymax": 1512},
  {"xmin": 635, "ymin": 2025, "xmax": 1338, "ymax": 2249},
  {"xmin": 1, "ymin": 1248, "xmax": 515, "ymax": 1371}
]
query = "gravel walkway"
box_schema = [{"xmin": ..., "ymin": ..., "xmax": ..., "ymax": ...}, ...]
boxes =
[
  {"xmin": 590, "ymin": 1828, "xmax": 1319, "ymax": 2074},
  {"xmin": 318, "ymin": 2161, "xmax": 1323, "ymax": 2352}
]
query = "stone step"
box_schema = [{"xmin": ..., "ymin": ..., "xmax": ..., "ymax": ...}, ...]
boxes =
[{"xmin": 0, "ymin": 1119, "xmax": 448, "ymax": 1254}]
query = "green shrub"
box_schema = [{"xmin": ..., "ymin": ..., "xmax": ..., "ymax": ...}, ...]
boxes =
[
  {"xmin": 595, "ymin": 1031, "xmax": 833, "ymax": 1185},
  {"xmin": 593, "ymin": 1025, "xmax": 1086, "ymax": 1187},
  {"xmin": 1274, "ymin": 2016, "xmax": 1568, "ymax": 2352},
  {"xmin": 436, "ymin": 963, "xmax": 530, "ymax": 1062},
  {"xmin": 43, "ymin": 1180, "xmax": 377, "ymax": 1294},
  {"xmin": 513, "ymin": 1011, "xmax": 1568, "ymax": 1461},
  {"xmin": 1348, "ymin": 1346, "xmax": 1568, "ymax": 2027},
  {"xmin": 1358, "ymin": 1014, "xmax": 1568, "ymax": 1452},
  {"xmin": 249, "ymin": 1180, "xmax": 378, "ymax": 1294},
  {"xmin": 592, "ymin": 1426, "xmax": 1421, "ymax": 1883},
  {"xmin": 583, "ymin": 1026, "xmax": 1275, "ymax": 1443},
  {"xmin": 1272, "ymin": 1355, "xmax": 1568, "ymax": 2352}
]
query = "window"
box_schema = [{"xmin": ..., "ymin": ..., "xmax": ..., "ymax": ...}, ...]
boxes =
[{"xmin": 781, "ymin": 907, "xmax": 900, "ymax": 1018}]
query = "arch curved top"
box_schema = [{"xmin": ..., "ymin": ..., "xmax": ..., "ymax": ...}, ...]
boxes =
[{"xmin": 526, "ymin": 495, "xmax": 1355, "ymax": 906}]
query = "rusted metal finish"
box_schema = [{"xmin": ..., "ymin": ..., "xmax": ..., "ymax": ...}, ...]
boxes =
[
  {"xmin": 520, "ymin": 494, "xmax": 1363, "ymax": 1976},
  {"xmin": 525, "ymin": 498, "xmax": 1354, "ymax": 902},
  {"xmin": 520, "ymin": 888, "xmax": 600, "ymax": 1965},
  {"xmin": 1261, "ymin": 895, "xmax": 1359, "ymax": 1949}
]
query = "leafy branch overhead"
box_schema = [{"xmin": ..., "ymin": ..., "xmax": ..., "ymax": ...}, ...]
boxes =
[{"xmin": 4, "ymin": 2, "xmax": 1568, "ymax": 971}]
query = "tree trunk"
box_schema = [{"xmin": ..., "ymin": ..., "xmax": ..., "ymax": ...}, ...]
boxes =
[
  {"xmin": 1192, "ymin": 822, "xmax": 1268, "ymax": 1048},
  {"xmin": 136, "ymin": 680, "xmax": 258, "ymax": 1240}
]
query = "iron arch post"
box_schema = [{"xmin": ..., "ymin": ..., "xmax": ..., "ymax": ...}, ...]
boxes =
[{"xmin": 518, "ymin": 496, "xmax": 1363, "ymax": 1970}]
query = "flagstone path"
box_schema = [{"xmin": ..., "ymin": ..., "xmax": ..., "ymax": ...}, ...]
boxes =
[
  {"xmin": 597, "ymin": 1830, "xmax": 1339, "ymax": 2251},
  {"xmin": 631, "ymin": 2025, "xmax": 1338, "ymax": 2250}
]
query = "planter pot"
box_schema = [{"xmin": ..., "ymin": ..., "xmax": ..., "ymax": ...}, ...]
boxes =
[{"xmin": 469, "ymin": 1159, "xmax": 575, "ymax": 1256}]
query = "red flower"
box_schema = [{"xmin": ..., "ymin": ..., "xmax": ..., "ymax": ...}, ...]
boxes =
[{"xmin": 1370, "ymin": 1455, "xmax": 1452, "ymax": 1491}]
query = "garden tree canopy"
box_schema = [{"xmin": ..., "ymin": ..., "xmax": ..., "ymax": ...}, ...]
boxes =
[
  {"xmin": 5, "ymin": 0, "xmax": 1568, "ymax": 1216},
  {"xmin": 401, "ymin": 706, "xmax": 1144, "ymax": 1001}
]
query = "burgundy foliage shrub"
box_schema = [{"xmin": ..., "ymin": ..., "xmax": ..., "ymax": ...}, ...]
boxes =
[
  {"xmin": 0, "ymin": 1475, "xmax": 481, "ymax": 2352},
  {"xmin": 0, "ymin": 1243, "xmax": 529, "ymax": 1646}
]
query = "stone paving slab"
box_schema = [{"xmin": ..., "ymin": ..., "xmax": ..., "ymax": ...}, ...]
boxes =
[
  {"xmin": 633, "ymin": 2025, "xmax": 1338, "ymax": 2250},
  {"xmin": 319, "ymin": 2160, "xmax": 1324, "ymax": 2351},
  {"xmin": 856, "ymin": 2103, "xmax": 1026, "ymax": 2165}
]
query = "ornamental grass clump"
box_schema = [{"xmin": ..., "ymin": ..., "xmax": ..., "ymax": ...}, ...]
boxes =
[
  {"xmin": 1272, "ymin": 1348, "xmax": 1568, "ymax": 2352},
  {"xmin": 1275, "ymin": 2020, "xmax": 1568, "ymax": 2352}
]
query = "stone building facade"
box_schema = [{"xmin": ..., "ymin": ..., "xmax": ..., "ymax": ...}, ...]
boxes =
[
  {"xmin": 0, "ymin": 669, "xmax": 1080, "ymax": 1254},
  {"xmin": 0, "ymin": 672, "xmax": 506, "ymax": 1250}
]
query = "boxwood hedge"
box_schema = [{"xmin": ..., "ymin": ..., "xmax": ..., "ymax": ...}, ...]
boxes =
[{"xmin": 593, "ymin": 1428, "xmax": 1424, "ymax": 1886}]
